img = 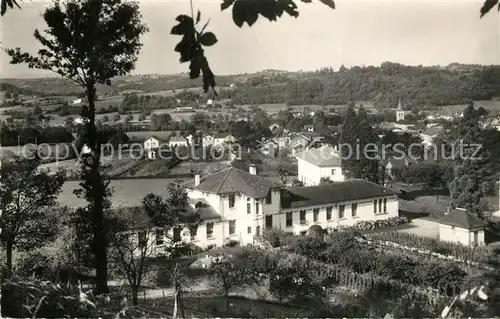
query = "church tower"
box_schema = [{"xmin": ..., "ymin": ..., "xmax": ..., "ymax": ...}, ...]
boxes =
[{"xmin": 396, "ymin": 98, "xmax": 405, "ymax": 122}]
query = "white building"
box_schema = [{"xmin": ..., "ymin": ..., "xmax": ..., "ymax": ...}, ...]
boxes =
[
  {"xmin": 304, "ymin": 125, "xmax": 314, "ymax": 133},
  {"xmin": 144, "ymin": 136, "xmax": 161, "ymax": 160},
  {"xmin": 438, "ymin": 208, "xmax": 486, "ymax": 247},
  {"xmin": 107, "ymin": 167, "xmax": 400, "ymax": 254},
  {"xmin": 214, "ymin": 133, "xmax": 236, "ymax": 146},
  {"xmin": 280, "ymin": 180, "xmax": 399, "ymax": 235},
  {"xmin": 184, "ymin": 165, "xmax": 282, "ymax": 247},
  {"xmin": 169, "ymin": 135, "xmax": 188, "ymax": 148},
  {"xmin": 202, "ymin": 134, "xmax": 214, "ymax": 147},
  {"xmin": 296, "ymin": 145, "xmax": 344, "ymax": 186}
]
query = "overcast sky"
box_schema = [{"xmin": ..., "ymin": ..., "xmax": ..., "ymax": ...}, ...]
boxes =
[{"xmin": 1, "ymin": 0, "xmax": 499, "ymax": 78}]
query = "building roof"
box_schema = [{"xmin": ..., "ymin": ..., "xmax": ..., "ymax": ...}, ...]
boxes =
[
  {"xmin": 170, "ymin": 135, "xmax": 187, "ymax": 142},
  {"xmin": 146, "ymin": 135, "xmax": 168, "ymax": 143},
  {"xmin": 439, "ymin": 208, "xmax": 487, "ymax": 230},
  {"xmin": 184, "ymin": 167, "xmax": 281, "ymax": 198},
  {"xmin": 126, "ymin": 131, "xmax": 173, "ymax": 142},
  {"xmin": 421, "ymin": 126, "xmax": 443, "ymax": 137},
  {"xmin": 296, "ymin": 145, "xmax": 341, "ymax": 167},
  {"xmin": 282, "ymin": 179, "xmax": 397, "ymax": 209}
]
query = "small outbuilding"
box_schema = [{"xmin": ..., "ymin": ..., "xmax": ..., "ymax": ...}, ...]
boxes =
[{"xmin": 438, "ymin": 208, "xmax": 487, "ymax": 247}]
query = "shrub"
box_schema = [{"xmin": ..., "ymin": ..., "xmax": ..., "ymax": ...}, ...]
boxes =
[
  {"xmin": 287, "ymin": 234, "xmax": 328, "ymax": 260},
  {"xmin": 224, "ymin": 240, "xmax": 240, "ymax": 247},
  {"xmin": 261, "ymin": 229, "xmax": 288, "ymax": 248},
  {"xmin": 1, "ymin": 277, "xmax": 120, "ymax": 318},
  {"xmin": 269, "ymin": 253, "xmax": 326, "ymax": 303}
]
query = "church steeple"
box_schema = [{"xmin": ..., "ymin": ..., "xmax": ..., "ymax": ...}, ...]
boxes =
[{"xmin": 398, "ymin": 98, "xmax": 402, "ymax": 110}]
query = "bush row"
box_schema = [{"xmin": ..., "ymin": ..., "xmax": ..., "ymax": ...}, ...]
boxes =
[
  {"xmin": 327, "ymin": 216, "xmax": 410, "ymax": 232},
  {"xmin": 366, "ymin": 231, "xmax": 490, "ymax": 263}
]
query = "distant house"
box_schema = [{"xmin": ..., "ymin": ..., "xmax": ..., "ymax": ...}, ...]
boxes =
[
  {"xmin": 214, "ymin": 133, "xmax": 236, "ymax": 146},
  {"xmin": 438, "ymin": 208, "xmax": 486, "ymax": 247},
  {"xmin": 273, "ymin": 136, "xmax": 290, "ymax": 149},
  {"xmin": 290, "ymin": 133, "xmax": 324, "ymax": 157},
  {"xmin": 144, "ymin": 136, "xmax": 165, "ymax": 160},
  {"xmin": 304, "ymin": 125, "xmax": 314, "ymax": 133},
  {"xmin": 260, "ymin": 139, "xmax": 278, "ymax": 156},
  {"xmin": 169, "ymin": 135, "xmax": 188, "ymax": 148},
  {"xmin": 126, "ymin": 131, "xmax": 172, "ymax": 143},
  {"xmin": 296, "ymin": 144, "xmax": 344, "ymax": 186},
  {"xmin": 73, "ymin": 99, "xmax": 82, "ymax": 105},
  {"xmin": 385, "ymin": 157, "xmax": 416, "ymax": 178},
  {"xmin": 202, "ymin": 134, "xmax": 214, "ymax": 147},
  {"xmin": 420, "ymin": 126, "xmax": 444, "ymax": 147}
]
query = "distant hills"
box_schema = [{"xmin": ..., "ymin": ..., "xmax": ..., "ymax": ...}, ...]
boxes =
[{"xmin": 2, "ymin": 62, "xmax": 500, "ymax": 108}]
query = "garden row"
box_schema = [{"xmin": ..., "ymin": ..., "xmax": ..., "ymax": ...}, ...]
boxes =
[
  {"xmin": 204, "ymin": 246, "xmax": 483, "ymax": 318},
  {"xmin": 365, "ymin": 231, "xmax": 490, "ymax": 264}
]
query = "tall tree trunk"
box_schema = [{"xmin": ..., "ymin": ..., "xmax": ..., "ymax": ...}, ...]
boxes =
[
  {"xmin": 178, "ymin": 287, "xmax": 185, "ymax": 319},
  {"xmin": 132, "ymin": 286, "xmax": 139, "ymax": 306},
  {"xmin": 5, "ymin": 239, "xmax": 13, "ymax": 278},
  {"xmin": 83, "ymin": 83, "xmax": 108, "ymax": 294},
  {"xmin": 172, "ymin": 290, "xmax": 178, "ymax": 319}
]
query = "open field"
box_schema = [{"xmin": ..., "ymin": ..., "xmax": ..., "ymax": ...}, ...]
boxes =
[{"xmin": 168, "ymin": 161, "xmax": 232, "ymax": 176}]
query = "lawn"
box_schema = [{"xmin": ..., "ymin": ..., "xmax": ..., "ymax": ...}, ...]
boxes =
[{"xmin": 169, "ymin": 160, "xmax": 231, "ymax": 176}]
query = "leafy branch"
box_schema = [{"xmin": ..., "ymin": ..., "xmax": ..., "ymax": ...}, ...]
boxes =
[
  {"xmin": 171, "ymin": 10, "xmax": 218, "ymax": 97},
  {"xmin": 480, "ymin": 0, "xmax": 500, "ymax": 18}
]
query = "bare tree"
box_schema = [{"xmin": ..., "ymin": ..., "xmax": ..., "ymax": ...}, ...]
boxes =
[{"xmin": 108, "ymin": 207, "xmax": 157, "ymax": 306}]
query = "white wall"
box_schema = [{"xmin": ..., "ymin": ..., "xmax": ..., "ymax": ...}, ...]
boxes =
[
  {"xmin": 298, "ymin": 158, "xmax": 343, "ymax": 186},
  {"xmin": 186, "ymin": 188, "xmax": 281, "ymax": 247},
  {"xmin": 203, "ymin": 136, "xmax": 214, "ymax": 147},
  {"xmin": 278, "ymin": 196, "xmax": 398, "ymax": 234},
  {"xmin": 144, "ymin": 137, "xmax": 159, "ymax": 150},
  {"xmin": 439, "ymin": 224, "xmax": 485, "ymax": 247}
]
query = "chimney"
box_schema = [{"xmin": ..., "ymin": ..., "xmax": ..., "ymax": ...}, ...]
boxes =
[
  {"xmin": 195, "ymin": 174, "xmax": 200, "ymax": 186},
  {"xmin": 249, "ymin": 164, "xmax": 257, "ymax": 175}
]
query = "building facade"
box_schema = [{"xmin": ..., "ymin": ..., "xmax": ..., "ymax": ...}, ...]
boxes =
[
  {"xmin": 144, "ymin": 137, "xmax": 160, "ymax": 160},
  {"xmin": 296, "ymin": 145, "xmax": 344, "ymax": 186},
  {"xmin": 117, "ymin": 167, "xmax": 400, "ymax": 254},
  {"xmin": 438, "ymin": 208, "xmax": 486, "ymax": 247}
]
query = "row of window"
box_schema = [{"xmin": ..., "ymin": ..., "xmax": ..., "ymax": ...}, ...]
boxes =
[
  {"xmin": 150, "ymin": 219, "xmax": 266, "ymax": 246},
  {"xmin": 284, "ymin": 200, "xmax": 388, "ymax": 227},
  {"xmin": 374, "ymin": 199, "xmax": 388, "ymax": 214},
  {"xmin": 147, "ymin": 199, "xmax": 390, "ymax": 246},
  {"xmin": 228, "ymin": 192, "xmax": 273, "ymax": 210}
]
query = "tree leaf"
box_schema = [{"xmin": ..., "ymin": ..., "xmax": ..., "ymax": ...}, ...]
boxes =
[
  {"xmin": 196, "ymin": 10, "xmax": 201, "ymax": 24},
  {"xmin": 221, "ymin": 0, "xmax": 235, "ymax": 11},
  {"xmin": 189, "ymin": 57, "xmax": 201, "ymax": 79},
  {"xmin": 259, "ymin": 0, "xmax": 278, "ymax": 21},
  {"xmin": 232, "ymin": 0, "xmax": 246, "ymax": 27},
  {"xmin": 480, "ymin": 0, "xmax": 498, "ymax": 17},
  {"xmin": 171, "ymin": 15, "xmax": 194, "ymax": 35},
  {"xmin": 319, "ymin": 0, "xmax": 335, "ymax": 9},
  {"xmin": 199, "ymin": 32, "xmax": 218, "ymax": 46}
]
